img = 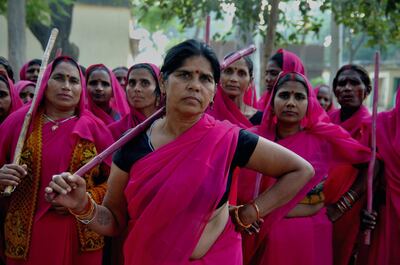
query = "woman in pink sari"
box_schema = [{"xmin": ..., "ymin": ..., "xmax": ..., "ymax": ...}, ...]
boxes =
[
  {"xmin": 46, "ymin": 39, "xmax": 314, "ymax": 265},
  {"xmin": 238, "ymin": 71, "xmax": 371, "ymax": 265},
  {"xmin": 208, "ymin": 53, "xmax": 262, "ymax": 128},
  {"xmin": 19, "ymin": 59, "xmax": 41, "ymax": 83},
  {"xmin": 358, "ymin": 89, "xmax": 400, "ymax": 265},
  {"xmin": 108, "ymin": 63, "xmax": 161, "ymax": 140},
  {"xmin": 257, "ymin": 49, "xmax": 305, "ymax": 110},
  {"xmin": 314, "ymin": 84, "xmax": 335, "ymax": 113},
  {"xmin": 86, "ymin": 64, "xmax": 130, "ymax": 125},
  {"xmin": 0, "ymin": 71, "xmax": 22, "ymax": 125},
  {"xmin": 0, "ymin": 56, "xmax": 113, "ymax": 265},
  {"xmin": 15, "ymin": 80, "xmax": 36, "ymax": 104},
  {"xmin": 326, "ymin": 64, "xmax": 373, "ymax": 265}
]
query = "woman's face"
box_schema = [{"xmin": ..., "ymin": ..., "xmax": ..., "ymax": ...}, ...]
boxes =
[
  {"xmin": 162, "ymin": 55, "xmax": 215, "ymax": 117},
  {"xmin": 334, "ymin": 69, "xmax": 368, "ymax": 109},
  {"xmin": 0, "ymin": 80, "xmax": 11, "ymax": 122},
  {"xmin": 274, "ymin": 81, "xmax": 308, "ymax": 125},
  {"xmin": 26, "ymin": 63, "xmax": 40, "ymax": 82},
  {"xmin": 114, "ymin": 68, "xmax": 128, "ymax": 88},
  {"xmin": 44, "ymin": 62, "xmax": 81, "ymax": 112},
  {"xmin": 126, "ymin": 68, "xmax": 157, "ymax": 110},
  {"xmin": 19, "ymin": 85, "xmax": 35, "ymax": 104},
  {"xmin": 317, "ymin": 86, "xmax": 332, "ymax": 111},
  {"xmin": 87, "ymin": 69, "xmax": 113, "ymax": 106},
  {"xmin": 265, "ymin": 60, "xmax": 282, "ymax": 91},
  {"xmin": 220, "ymin": 58, "xmax": 251, "ymax": 98}
]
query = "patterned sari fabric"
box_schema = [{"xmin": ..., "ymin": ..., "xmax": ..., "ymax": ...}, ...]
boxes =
[
  {"xmin": 0, "ymin": 57, "xmax": 113, "ymax": 265},
  {"xmin": 123, "ymin": 114, "xmax": 241, "ymax": 265},
  {"xmin": 238, "ymin": 71, "xmax": 370, "ymax": 265}
]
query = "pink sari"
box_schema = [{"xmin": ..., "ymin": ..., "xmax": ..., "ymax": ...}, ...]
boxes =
[
  {"xmin": 0, "ymin": 72, "xmax": 23, "ymax": 121},
  {"xmin": 314, "ymin": 85, "xmax": 336, "ymax": 113},
  {"xmin": 327, "ymin": 105, "xmax": 372, "ymax": 265},
  {"xmin": 123, "ymin": 114, "xmax": 242, "ymax": 265},
  {"xmin": 361, "ymin": 90, "xmax": 400, "ymax": 264},
  {"xmin": 257, "ymin": 49, "xmax": 306, "ymax": 110},
  {"xmin": 19, "ymin": 62, "xmax": 29, "ymax": 81},
  {"xmin": 207, "ymin": 84, "xmax": 253, "ymax": 128},
  {"xmin": 239, "ymin": 72, "xmax": 371, "ymax": 265},
  {"xmin": 243, "ymin": 82, "xmax": 258, "ymax": 108},
  {"xmin": 86, "ymin": 64, "xmax": 130, "ymax": 125},
  {"xmin": 0, "ymin": 57, "xmax": 113, "ymax": 265},
  {"xmin": 14, "ymin": 80, "xmax": 35, "ymax": 95}
]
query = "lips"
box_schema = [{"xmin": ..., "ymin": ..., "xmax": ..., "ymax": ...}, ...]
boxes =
[
  {"xmin": 282, "ymin": 111, "xmax": 297, "ymax": 116},
  {"xmin": 183, "ymin": 96, "xmax": 201, "ymax": 103},
  {"xmin": 57, "ymin": 93, "xmax": 73, "ymax": 99}
]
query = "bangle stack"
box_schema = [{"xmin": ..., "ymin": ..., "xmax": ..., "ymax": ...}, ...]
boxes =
[
  {"xmin": 336, "ymin": 189, "xmax": 359, "ymax": 214},
  {"xmin": 69, "ymin": 192, "xmax": 97, "ymax": 224},
  {"xmin": 250, "ymin": 200, "xmax": 261, "ymax": 220}
]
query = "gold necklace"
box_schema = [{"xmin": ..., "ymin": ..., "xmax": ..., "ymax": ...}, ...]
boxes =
[{"xmin": 43, "ymin": 113, "xmax": 77, "ymax": 131}]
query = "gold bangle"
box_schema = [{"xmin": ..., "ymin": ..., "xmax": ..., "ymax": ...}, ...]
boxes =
[
  {"xmin": 234, "ymin": 205, "xmax": 252, "ymax": 229},
  {"xmin": 250, "ymin": 201, "xmax": 261, "ymax": 220},
  {"xmin": 69, "ymin": 192, "xmax": 95, "ymax": 219}
]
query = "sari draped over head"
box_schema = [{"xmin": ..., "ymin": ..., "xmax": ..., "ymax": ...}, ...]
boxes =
[
  {"xmin": 243, "ymin": 81, "xmax": 258, "ymax": 108},
  {"xmin": 123, "ymin": 114, "xmax": 240, "ymax": 265},
  {"xmin": 207, "ymin": 84, "xmax": 254, "ymax": 128},
  {"xmin": 19, "ymin": 62, "xmax": 29, "ymax": 81},
  {"xmin": 0, "ymin": 56, "xmax": 114, "ymax": 264},
  {"xmin": 86, "ymin": 64, "xmax": 130, "ymax": 125},
  {"xmin": 314, "ymin": 85, "xmax": 336, "ymax": 113},
  {"xmin": 108, "ymin": 63, "xmax": 160, "ymax": 140},
  {"xmin": 257, "ymin": 49, "xmax": 306, "ymax": 110},
  {"xmin": 327, "ymin": 103, "xmax": 372, "ymax": 265},
  {"xmin": 14, "ymin": 80, "xmax": 35, "ymax": 95},
  {"xmin": 238, "ymin": 71, "xmax": 371, "ymax": 265},
  {"xmin": 0, "ymin": 72, "xmax": 23, "ymax": 117},
  {"xmin": 362, "ymin": 89, "xmax": 400, "ymax": 265}
]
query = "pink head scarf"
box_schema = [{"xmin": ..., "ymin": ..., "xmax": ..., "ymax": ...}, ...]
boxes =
[
  {"xmin": 14, "ymin": 80, "xmax": 35, "ymax": 95},
  {"xmin": 108, "ymin": 63, "xmax": 161, "ymax": 140},
  {"xmin": 239, "ymin": 71, "xmax": 371, "ymax": 264},
  {"xmin": 123, "ymin": 115, "xmax": 239, "ymax": 264},
  {"xmin": 257, "ymin": 48, "xmax": 306, "ymax": 110},
  {"xmin": 0, "ymin": 71, "xmax": 23, "ymax": 121},
  {"xmin": 19, "ymin": 62, "xmax": 29, "ymax": 81},
  {"xmin": 86, "ymin": 64, "xmax": 130, "ymax": 125}
]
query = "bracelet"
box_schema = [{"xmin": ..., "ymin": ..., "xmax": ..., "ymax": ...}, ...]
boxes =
[
  {"xmin": 336, "ymin": 202, "xmax": 346, "ymax": 213},
  {"xmin": 69, "ymin": 192, "xmax": 96, "ymax": 223},
  {"xmin": 76, "ymin": 202, "xmax": 97, "ymax": 225},
  {"xmin": 347, "ymin": 189, "xmax": 359, "ymax": 201},
  {"xmin": 250, "ymin": 201, "xmax": 261, "ymax": 220},
  {"xmin": 234, "ymin": 205, "xmax": 252, "ymax": 229}
]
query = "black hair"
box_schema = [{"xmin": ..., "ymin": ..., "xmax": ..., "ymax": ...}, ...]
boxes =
[
  {"xmin": 270, "ymin": 52, "xmax": 283, "ymax": 69},
  {"xmin": 160, "ymin": 39, "xmax": 220, "ymax": 84},
  {"xmin": 113, "ymin": 66, "xmax": 128, "ymax": 72},
  {"xmin": 0, "ymin": 56, "xmax": 15, "ymax": 83},
  {"xmin": 272, "ymin": 72, "xmax": 309, "ymax": 103},
  {"xmin": 85, "ymin": 65, "xmax": 109, "ymax": 83},
  {"xmin": 0, "ymin": 74, "xmax": 10, "ymax": 90},
  {"xmin": 129, "ymin": 63, "xmax": 161, "ymax": 97},
  {"xmin": 223, "ymin": 52, "xmax": 254, "ymax": 79},
  {"xmin": 332, "ymin": 64, "xmax": 372, "ymax": 95},
  {"xmin": 28, "ymin": 59, "xmax": 42, "ymax": 67}
]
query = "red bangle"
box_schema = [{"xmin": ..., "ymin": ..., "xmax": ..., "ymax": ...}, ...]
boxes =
[{"xmin": 250, "ymin": 201, "xmax": 261, "ymax": 220}]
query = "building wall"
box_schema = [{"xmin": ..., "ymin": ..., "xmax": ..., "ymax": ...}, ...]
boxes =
[{"xmin": 0, "ymin": 3, "xmax": 130, "ymax": 71}]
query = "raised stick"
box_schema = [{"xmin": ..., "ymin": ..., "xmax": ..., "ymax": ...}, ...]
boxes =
[{"xmin": 3, "ymin": 28, "xmax": 59, "ymax": 196}]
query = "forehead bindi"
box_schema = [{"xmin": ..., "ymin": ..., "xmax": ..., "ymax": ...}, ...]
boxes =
[{"xmin": 52, "ymin": 62, "xmax": 80, "ymax": 78}]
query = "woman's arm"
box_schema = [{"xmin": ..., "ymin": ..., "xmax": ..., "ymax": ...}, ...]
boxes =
[
  {"xmin": 45, "ymin": 163, "xmax": 130, "ymax": 236},
  {"xmin": 237, "ymin": 137, "xmax": 314, "ymax": 225}
]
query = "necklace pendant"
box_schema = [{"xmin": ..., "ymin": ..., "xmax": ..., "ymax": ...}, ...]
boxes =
[{"xmin": 51, "ymin": 124, "xmax": 59, "ymax": 131}]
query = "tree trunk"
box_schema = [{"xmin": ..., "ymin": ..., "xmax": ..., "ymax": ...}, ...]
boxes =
[
  {"xmin": 330, "ymin": 12, "xmax": 340, "ymax": 85},
  {"xmin": 29, "ymin": 1, "xmax": 79, "ymax": 60},
  {"xmin": 7, "ymin": 0, "xmax": 26, "ymax": 81},
  {"xmin": 260, "ymin": 0, "xmax": 280, "ymax": 92}
]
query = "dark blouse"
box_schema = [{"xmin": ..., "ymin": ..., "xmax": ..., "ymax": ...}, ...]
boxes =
[
  {"xmin": 249, "ymin": 110, "xmax": 263, "ymax": 125},
  {"xmin": 113, "ymin": 129, "xmax": 259, "ymax": 208}
]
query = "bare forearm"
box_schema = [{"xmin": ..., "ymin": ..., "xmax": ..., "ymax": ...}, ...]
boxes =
[{"xmin": 87, "ymin": 204, "xmax": 126, "ymax": 236}]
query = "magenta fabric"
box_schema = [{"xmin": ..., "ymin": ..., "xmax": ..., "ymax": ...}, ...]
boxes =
[
  {"xmin": 314, "ymin": 85, "xmax": 336, "ymax": 113},
  {"xmin": 86, "ymin": 64, "xmax": 130, "ymax": 125},
  {"xmin": 238, "ymin": 71, "xmax": 371, "ymax": 265},
  {"xmin": 207, "ymin": 84, "xmax": 253, "ymax": 128},
  {"xmin": 0, "ymin": 56, "xmax": 114, "ymax": 265},
  {"xmin": 19, "ymin": 62, "xmax": 29, "ymax": 81},
  {"xmin": 363, "ymin": 89, "xmax": 400, "ymax": 264},
  {"xmin": 242, "ymin": 82, "xmax": 258, "ymax": 108},
  {"xmin": 257, "ymin": 49, "xmax": 306, "ymax": 110},
  {"xmin": 0, "ymin": 72, "xmax": 23, "ymax": 118},
  {"xmin": 108, "ymin": 63, "xmax": 161, "ymax": 140},
  {"xmin": 123, "ymin": 114, "xmax": 240, "ymax": 265},
  {"xmin": 14, "ymin": 80, "xmax": 35, "ymax": 95}
]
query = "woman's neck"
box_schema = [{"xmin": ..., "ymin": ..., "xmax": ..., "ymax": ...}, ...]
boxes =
[
  {"xmin": 276, "ymin": 122, "xmax": 301, "ymax": 140},
  {"xmin": 228, "ymin": 94, "xmax": 243, "ymax": 109},
  {"xmin": 136, "ymin": 105, "xmax": 158, "ymax": 118},
  {"xmin": 340, "ymin": 106, "xmax": 360, "ymax": 122},
  {"xmin": 44, "ymin": 104, "xmax": 75, "ymax": 120},
  {"xmin": 161, "ymin": 109, "xmax": 201, "ymax": 138}
]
